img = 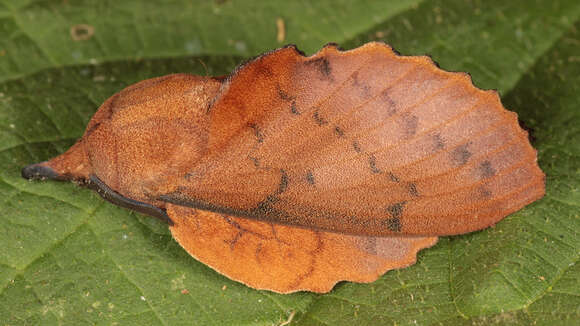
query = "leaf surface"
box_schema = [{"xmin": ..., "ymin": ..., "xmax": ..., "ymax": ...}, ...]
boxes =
[{"xmin": 0, "ymin": 0, "xmax": 578, "ymax": 325}]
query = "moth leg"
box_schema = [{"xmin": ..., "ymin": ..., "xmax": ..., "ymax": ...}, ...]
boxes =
[{"xmin": 88, "ymin": 174, "xmax": 174, "ymax": 225}]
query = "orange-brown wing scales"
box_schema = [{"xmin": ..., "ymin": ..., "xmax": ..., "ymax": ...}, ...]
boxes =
[
  {"xmin": 258, "ymin": 51, "xmax": 421, "ymax": 165},
  {"xmin": 85, "ymin": 74, "xmax": 223, "ymax": 202},
  {"xmin": 167, "ymin": 204, "xmax": 437, "ymax": 293},
  {"xmin": 159, "ymin": 42, "xmax": 544, "ymax": 237}
]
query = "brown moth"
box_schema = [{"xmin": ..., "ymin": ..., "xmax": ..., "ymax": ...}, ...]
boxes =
[{"xmin": 22, "ymin": 42, "xmax": 545, "ymax": 293}]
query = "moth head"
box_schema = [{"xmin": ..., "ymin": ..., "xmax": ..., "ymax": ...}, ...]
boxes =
[{"xmin": 22, "ymin": 73, "xmax": 222, "ymax": 202}]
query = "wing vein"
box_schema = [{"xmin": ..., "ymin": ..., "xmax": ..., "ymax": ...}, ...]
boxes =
[
  {"xmin": 308, "ymin": 119, "xmax": 518, "ymax": 192},
  {"xmin": 289, "ymin": 150, "xmax": 537, "ymax": 206},
  {"xmin": 290, "ymin": 176, "xmax": 543, "ymax": 221},
  {"xmin": 280, "ymin": 67, "xmax": 461, "ymax": 165},
  {"xmin": 288, "ymin": 92, "xmax": 486, "ymax": 170},
  {"xmin": 258, "ymin": 54, "xmax": 382, "ymax": 149}
]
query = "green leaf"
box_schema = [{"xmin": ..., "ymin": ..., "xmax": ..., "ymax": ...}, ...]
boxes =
[{"xmin": 0, "ymin": 0, "xmax": 578, "ymax": 325}]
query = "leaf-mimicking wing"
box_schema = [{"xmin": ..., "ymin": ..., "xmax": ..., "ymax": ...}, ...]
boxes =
[
  {"xmin": 22, "ymin": 42, "xmax": 546, "ymax": 293},
  {"xmin": 167, "ymin": 204, "xmax": 437, "ymax": 293},
  {"xmin": 158, "ymin": 42, "xmax": 545, "ymax": 237}
]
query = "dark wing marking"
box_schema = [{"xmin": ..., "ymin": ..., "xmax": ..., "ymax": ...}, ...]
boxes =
[{"xmin": 156, "ymin": 43, "xmax": 545, "ymax": 236}]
